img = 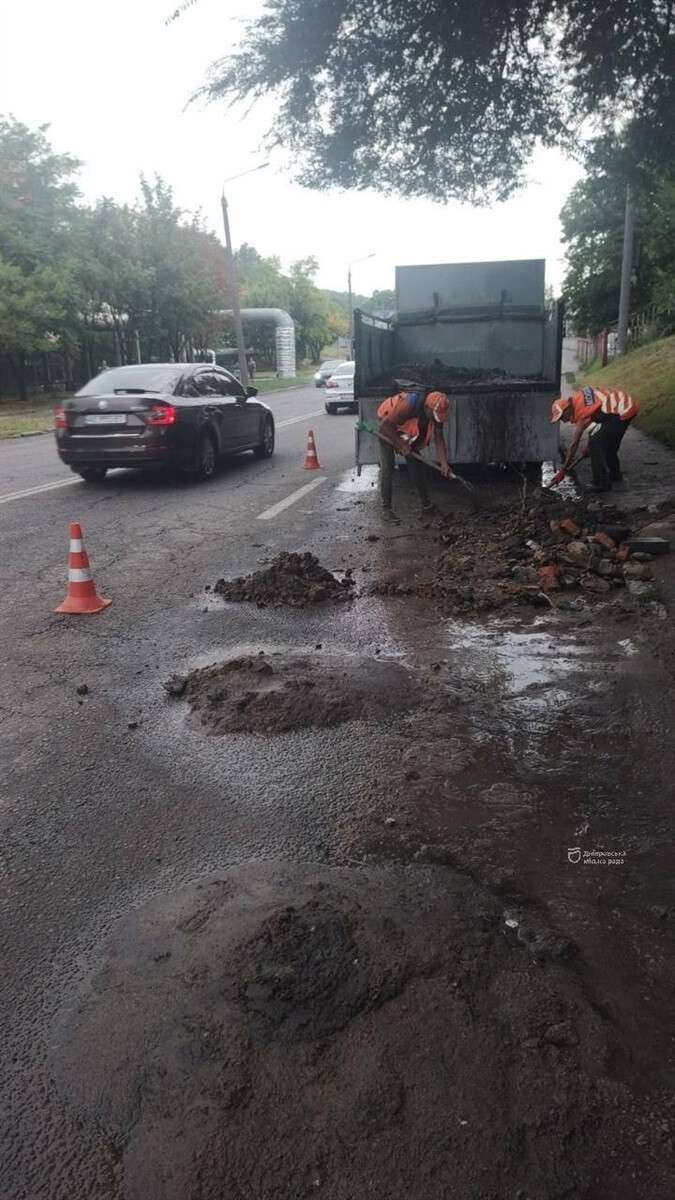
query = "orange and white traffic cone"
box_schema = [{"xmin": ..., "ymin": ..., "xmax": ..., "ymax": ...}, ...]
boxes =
[
  {"xmin": 55, "ymin": 522, "xmax": 112, "ymax": 615},
  {"xmin": 303, "ymin": 429, "xmax": 322, "ymax": 470}
]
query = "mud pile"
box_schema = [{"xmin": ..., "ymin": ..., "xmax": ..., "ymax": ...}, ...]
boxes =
[
  {"xmin": 371, "ymin": 362, "xmax": 539, "ymax": 390},
  {"xmin": 164, "ymin": 650, "xmax": 417, "ymax": 734},
  {"xmin": 214, "ymin": 551, "xmax": 354, "ymax": 608},
  {"xmin": 373, "ymin": 485, "xmax": 657, "ymax": 614},
  {"xmin": 54, "ymin": 862, "xmax": 672, "ymax": 1200}
]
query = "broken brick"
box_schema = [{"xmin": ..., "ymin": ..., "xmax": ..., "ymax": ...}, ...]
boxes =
[
  {"xmin": 538, "ymin": 565, "xmax": 561, "ymax": 591},
  {"xmin": 560, "ymin": 518, "xmax": 581, "ymax": 536},
  {"xmin": 593, "ymin": 531, "xmax": 616, "ymax": 550},
  {"xmin": 616, "ymin": 545, "xmax": 630, "ymax": 562}
]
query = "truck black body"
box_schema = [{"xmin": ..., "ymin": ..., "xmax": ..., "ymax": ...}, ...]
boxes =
[{"xmin": 354, "ymin": 259, "xmax": 563, "ymax": 470}]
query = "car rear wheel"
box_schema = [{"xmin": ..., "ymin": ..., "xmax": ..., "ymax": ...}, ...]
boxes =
[
  {"xmin": 254, "ymin": 415, "xmax": 275, "ymax": 458},
  {"xmin": 325, "ymin": 403, "xmax": 337, "ymax": 414},
  {"xmin": 194, "ymin": 432, "xmax": 217, "ymax": 481},
  {"xmin": 77, "ymin": 467, "xmax": 107, "ymax": 484}
]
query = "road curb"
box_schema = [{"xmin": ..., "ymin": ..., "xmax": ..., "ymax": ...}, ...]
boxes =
[{"xmin": 1, "ymin": 429, "xmax": 52, "ymax": 441}]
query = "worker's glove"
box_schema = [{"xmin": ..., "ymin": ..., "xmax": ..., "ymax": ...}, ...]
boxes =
[{"xmin": 551, "ymin": 468, "xmax": 567, "ymax": 485}]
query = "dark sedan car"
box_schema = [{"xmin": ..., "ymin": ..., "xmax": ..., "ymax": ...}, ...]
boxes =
[{"xmin": 55, "ymin": 363, "xmax": 275, "ymax": 482}]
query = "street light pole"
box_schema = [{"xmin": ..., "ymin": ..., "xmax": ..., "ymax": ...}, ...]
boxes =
[
  {"xmin": 220, "ymin": 192, "xmax": 249, "ymax": 390},
  {"xmin": 347, "ymin": 252, "xmax": 375, "ymax": 355},
  {"xmin": 220, "ymin": 162, "xmax": 270, "ymax": 390}
]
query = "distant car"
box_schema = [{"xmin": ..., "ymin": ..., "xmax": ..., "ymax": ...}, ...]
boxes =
[
  {"xmin": 54, "ymin": 363, "xmax": 275, "ymax": 483},
  {"xmin": 324, "ymin": 361, "xmax": 356, "ymax": 414},
  {"xmin": 313, "ymin": 359, "xmax": 343, "ymax": 388}
]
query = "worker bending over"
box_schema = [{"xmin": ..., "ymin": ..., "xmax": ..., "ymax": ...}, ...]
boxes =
[
  {"xmin": 377, "ymin": 388, "xmax": 452, "ymax": 515},
  {"xmin": 550, "ymin": 386, "xmax": 640, "ymax": 492}
]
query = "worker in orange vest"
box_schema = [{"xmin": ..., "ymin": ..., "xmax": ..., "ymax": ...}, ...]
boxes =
[
  {"xmin": 377, "ymin": 388, "xmax": 453, "ymax": 515},
  {"xmin": 550, "ymin": 386, "xmax": 640, "ymax": 492}
]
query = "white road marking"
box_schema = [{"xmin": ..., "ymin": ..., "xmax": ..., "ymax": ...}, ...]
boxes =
[
  {"xmin": 0, "ymin": 408, "xmax": 326, "ymax": 507},
  {"xmin": 0, "ymin": 477, "xmax": 80, "ymax": 506},
  {"xmin": 257, "ymin": 477, "xmax": 327, "ymax": 521},
  {"xmin": 276, "ymin": 410, "xmax": 325, "ymax": 429}
]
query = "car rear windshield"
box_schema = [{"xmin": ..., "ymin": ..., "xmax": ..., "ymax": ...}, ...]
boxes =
[
  {"xmin": 336, "ymin": 362, "xmax": 355, "ymax": 374},
  {"xmin": 77, "ymin": 366, "xmax": 183, "ymax": 396}
]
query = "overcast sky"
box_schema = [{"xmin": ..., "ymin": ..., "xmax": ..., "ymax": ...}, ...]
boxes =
[{"xmin": 0, "ymin": 0, "xmax": 581, "ymax": 296}]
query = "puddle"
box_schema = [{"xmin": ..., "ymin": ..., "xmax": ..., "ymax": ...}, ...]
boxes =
[
  {"xmin": 336, "ymin": 466, "xmax": 379, "ymax": 493},
  {"xmin": 541, "ymin": 459, "xmax": 581, "ymax": 501},
  {"xmin": 446, "ymin": 618, "xmax": 597, "ymax": 699}
]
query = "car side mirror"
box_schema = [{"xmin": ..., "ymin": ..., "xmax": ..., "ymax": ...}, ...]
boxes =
[{"xmin": 246, "ymin": 385, "xmax": 258, "ymax": 398}]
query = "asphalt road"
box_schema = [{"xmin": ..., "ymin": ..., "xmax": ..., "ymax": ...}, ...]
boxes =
[{"xmin": 0, "ymin": 383, "xmax": 392, "ymax": 1199}]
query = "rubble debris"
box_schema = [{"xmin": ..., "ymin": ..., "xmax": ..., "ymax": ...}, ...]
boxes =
[
  {"xmin": 370, "ymin": 479, "xmax": 663, "ymax": 615},
  {"xmin": 214, "ymin": 552, "xmax": 355, "ymax": 608},
  {"xmin": 370, "ymin": 362, "xmax": 541, "ymax": 391},
  {"xmin": 76, "ymin": 684, "xmax": 89, "ymax": 696},
  {"xmin": 167, "ymin": 651, "xmax": 418, "ymax": 735}
]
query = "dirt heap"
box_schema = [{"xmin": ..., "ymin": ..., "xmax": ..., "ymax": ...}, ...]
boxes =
[
  {"xmin": 214, "ymin": 550, "xmax": 354, "ymax": 608},
  {"xmin": 53, "ymin": 862, "xmax": 672, "ymax": 1200},
  {"xmin": 164, "ymin": 650, "xmax": 417, "ymax": 734},
  {"xmin": 371, "ymin": 362, "xmax": 539, "ymax": 390},
  {"xmin": 373, "ymin": 483, "xmax": 658, "ymax": 615}
]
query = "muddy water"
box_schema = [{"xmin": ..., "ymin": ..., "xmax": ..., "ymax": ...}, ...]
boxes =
[{"xmin": 364, "ymin": 592, "xmax": 675, "ymax": 1096}]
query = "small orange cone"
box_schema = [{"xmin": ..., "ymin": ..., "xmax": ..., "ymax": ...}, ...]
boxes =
[
  {"xmin": 55, "ymin": 522, "xmax": 112, "ymax": 614},
  {"xmin": 303, "ymin": 429, "xmax": 322, "ymax": 470}
]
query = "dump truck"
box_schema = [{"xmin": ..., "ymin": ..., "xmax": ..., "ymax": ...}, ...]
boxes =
[{"xmin": 354, "ymin": 259, "xmax": 563, "ymax": 471}]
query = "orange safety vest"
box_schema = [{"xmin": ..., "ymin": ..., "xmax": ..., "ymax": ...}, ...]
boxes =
[
  {"xmin": 377, "ymin": 392, "xmax": 433, "ymax": 449},
  {"xmin": 571, "ymin": 387, "xmax": 639, "ymax": 425}
]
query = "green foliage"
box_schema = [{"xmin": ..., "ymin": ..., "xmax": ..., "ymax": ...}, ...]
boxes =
[
  {"xmin": 195, "ymin": 0, "xmax": 675, "ymax": 203},
  {"xmin": 561, "ymin": 132, "xmax": 675, "ymax": 336},
  {"xmin": 0, "ymin": 259, "xmax": 66, "ymax": 355},
  {"xmin": 236, "ymin": 245, "xmax": 349, "ymax": 363}
]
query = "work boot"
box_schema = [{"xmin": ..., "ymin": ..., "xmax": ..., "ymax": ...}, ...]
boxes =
[{"xmin": 382, "ymin": 507, "xmax": 400, "ymax": 523}]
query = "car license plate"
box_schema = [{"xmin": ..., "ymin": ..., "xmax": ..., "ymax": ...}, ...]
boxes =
[{"xmin": 84, "ymin": 413, "xmax": 126, "ymax": 425}]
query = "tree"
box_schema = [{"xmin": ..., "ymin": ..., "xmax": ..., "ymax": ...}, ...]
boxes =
[
  {"xmin": 560, "ymin": 133, "xmax": 675, "ymax": 336},
  {"xmin": 193, "ymin": 0, "xmax": 674, "ymax": 203},
  {"xmin": 0, "ymin": 259, "xmax": 66, "ymax": 397},
  {"xmin": 0, "ymin": 117, "xmax": 81, "ymax": 396}
]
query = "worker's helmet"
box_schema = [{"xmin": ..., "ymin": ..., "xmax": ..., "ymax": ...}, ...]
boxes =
[
  {"xmin": 425, "ymin": 390, "xmax": 450, "ymax": 424},
  {"xmin": 550, "ymin": 396, "xmax": 572, "ymax": 423}
]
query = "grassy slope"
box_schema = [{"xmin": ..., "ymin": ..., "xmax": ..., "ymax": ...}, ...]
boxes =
[{"xmin": 578, "ymin": 335, "xmax": 675, "ymax": 450}]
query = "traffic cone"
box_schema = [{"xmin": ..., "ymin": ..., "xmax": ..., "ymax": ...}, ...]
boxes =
[
  {"xmin": 55, "ymin": 522, "xmax": 112, "ymax": 614},
  {"xmin": 303, "ymin": 429, "xmax": 322, "ymax": 470}
]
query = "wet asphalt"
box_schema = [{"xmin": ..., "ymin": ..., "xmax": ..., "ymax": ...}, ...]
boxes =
[
  {"xmin": 0, "ymin": 385, "xmax": 393, "ymax": 1199},
  {"xmin": 2, "ymin": 379, "xmax": 675, "ymax": 1197}
]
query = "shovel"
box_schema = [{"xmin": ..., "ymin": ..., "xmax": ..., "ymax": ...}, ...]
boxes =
[{"xmin": 357, "ymin": 419, "xmax": 480, "ymax": 503}]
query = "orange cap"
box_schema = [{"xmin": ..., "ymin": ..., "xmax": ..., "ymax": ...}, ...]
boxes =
[
  {"xmin": 550, "ymin": 397, "xmax": 571, "ymax": 423},
  {"xmin": 425, "ymin": 391, "xmax": 450, "ymax": 424}
]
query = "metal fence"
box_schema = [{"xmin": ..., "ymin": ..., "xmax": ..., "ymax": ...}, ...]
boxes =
[{"xmin": 575, "ymin": 301, "xmax": 674, "ymax": 369}]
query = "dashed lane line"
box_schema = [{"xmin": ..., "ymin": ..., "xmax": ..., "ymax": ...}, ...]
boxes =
[{"xmin": 257, "ymin": 477, "xmax": 327, "ymax": 521}]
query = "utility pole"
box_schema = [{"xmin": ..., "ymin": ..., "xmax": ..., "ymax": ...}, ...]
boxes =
[
  {"xmin": 220, "ymin": 192, "xmax": 249, "ymax": 391},
  {"xmin": 347, "ymin": 252, "xmax": 376, "ymax": 355},
  {"xmin": 616, "ymin": 182, "xmax": 635, "ymax": 356}
]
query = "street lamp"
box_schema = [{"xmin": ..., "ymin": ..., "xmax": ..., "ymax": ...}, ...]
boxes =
[
  {"xmin": 221, "ymin": 162, "xmax": 270, "ymax": 389},
  {"xmin": 347, "ymin": 252, "xmax": 375, "ymax": 352}
]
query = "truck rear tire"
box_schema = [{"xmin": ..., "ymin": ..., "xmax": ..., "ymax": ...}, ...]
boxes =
[{"xmin": 325, "ymin": 403, "xmax": 337, "ymax": 415}]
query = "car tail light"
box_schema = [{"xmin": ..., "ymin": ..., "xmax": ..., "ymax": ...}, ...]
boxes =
[
  {"xmin": 146, "ymin": 403, "xmax": 177, "ymax": 426},
  {"xmin": 326, "ymin": 379, "xmax": 338, "ymax": 388},
  {"xmin": 54, "ymin": 405, "xmax": 67, "ymax": 429}
]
